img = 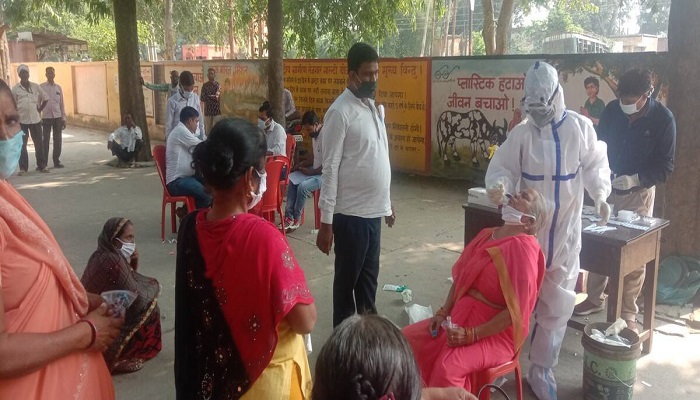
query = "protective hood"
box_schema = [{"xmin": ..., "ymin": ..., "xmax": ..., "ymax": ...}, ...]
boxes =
[{"xmin": 521, "ymin": 61, "xmax": 566, "ymax": 128}]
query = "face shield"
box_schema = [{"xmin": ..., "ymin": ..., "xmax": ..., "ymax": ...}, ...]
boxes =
[{"xmin": 521, "ymin": 61, "xmax": 565, "ymax": 129}]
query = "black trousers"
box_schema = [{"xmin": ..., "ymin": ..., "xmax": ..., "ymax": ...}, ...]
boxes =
[
  {"xmin": 43, "ymin": 117, "xmax": 63, "ymax": 165},
  {"xmin": 110, "ymin": 139, "xmax": 143, "ymax": 162},
  {"xmin": 332, "ymin": 214, "xmax": 382, "ymax": 327},
  {"xmin": 19, "ymin": 123, "xmax": 46, "ymax": 171}
]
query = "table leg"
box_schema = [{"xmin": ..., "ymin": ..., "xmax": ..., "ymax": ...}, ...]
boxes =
[
  {"xmin": 607, "ymin": 268, "xmax": 624, "ymax": 323},
  {"xmin": 641, "ymin": 233, "xmax": 662, "ymax": 354}
]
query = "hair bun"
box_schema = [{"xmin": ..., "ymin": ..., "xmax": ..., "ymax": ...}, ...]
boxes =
[
  {"xmin": 351, "ymin": 374, "xmax": 379, "ymax": 400},
  {"xmin": 207, "ymin": 141, "xmax": 234, "ymax": 177}
]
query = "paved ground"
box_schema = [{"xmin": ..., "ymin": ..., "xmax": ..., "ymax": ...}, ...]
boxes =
[{"xmin": 9, "ymin": 126, "xmax": 700, "ymax": 399}]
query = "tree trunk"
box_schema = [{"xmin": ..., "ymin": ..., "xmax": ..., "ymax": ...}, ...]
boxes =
[
  {"xmin": 228, "ymin": 0, "xmax": 236, "ymax": 58},
  {"xmin": 494, "ymin": 0, "xmax": 515, "ymax": 54},
  {"xmin": 606, "ymin": 0, "xmax": 623, "ymax": 36},
  {"xmin": 249, "ymin": 23, "xmax": 255, "ymax": 58},
  {"xmin": 442, "ymin": 1, "xmax": 452, "ymax": 56},
  {"xmin": 113, "ymin": 0, "xmax": 151, "ymax": 161},
  {"xmin": 164, "ymin": 0, "xmax": 175, "ymax": 60},
  {"xmin": 664, "ymin": 0, "xmax": 700, "ymax": 257},
  {"xmin": 450, "ymin": 0, "xmax": 458, "ymax": 56},
  {"xmin": 267, "ymin": 0, "xmax": 285, "ymax": 127},
  {"xmin": 429, "ymin": 0, "xmax": 437, "ymax": 56},
  {"xmin": 257, "ymin": 17, "xmax": 265, "ymax": 59},
  {"xmin": 0, "ymin": 4, "xmax": 10, "ymax": 83},
  {"xmin": 482, "ymin": 0, "xmax": 496, "ymax": 55},
  {"xmin": 420, "ymin": 0, "xmax": 433, "ymax": 57}
]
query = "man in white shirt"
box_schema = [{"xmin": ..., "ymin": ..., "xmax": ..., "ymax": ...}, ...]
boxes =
[
  {"xmin": 283, "ymin": 88, "xmax": 300, "ymax": 122},
  {"xmin": 108, "ymin": 113, "xmax": 143, "ymax": 166},
  {"xmin": 12, "ymin": 64, "xmax": 48, "ymax": 174},
  {"xmin": 258, "ymin": 101, "xmax": 286, "ymax": 156},
  {"xmin": 166, "ymin": 70, "xmax": 205, "ymax": 139},
  {"xmin": 166, "ymin": 106, "xmax": 211, "ymax": 209},
  {"xmin": 316, "ymin": 43, "xmax": 396, "ymax": 327},
  {"xmin": 283, "ymin": 110, "xmax": 323, "ymax": 232},
  {"xmin": 40, "ymin": 66, "xmax": 66, "ymax": 168}
]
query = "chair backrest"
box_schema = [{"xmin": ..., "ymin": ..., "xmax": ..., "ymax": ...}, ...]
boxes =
[
  {"xmin": 153, "ymin": 145, "xmax": 169, "ymax": 191},
  {"xmin": 259, "ymin": 159, "xmax": 286, "ymax": 212},
  {"xmin": 285, "ymin": 134, "xmax": 296, "ymax": 165},
  {"xmin": 267, "ymin": 155, "xmax": 291, "ymax": 185}
]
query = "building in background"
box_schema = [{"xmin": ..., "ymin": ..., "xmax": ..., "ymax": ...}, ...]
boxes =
[
  {"xmin": 609, "ymin": 34, "xmax": 668, "ymax": 52},
  {"xmin": 542, "ymin": 32, "xmax": 610, "ymax": 54},
  {"xmin": 8, "ymin": 31, "xmax": 89, "ymax": 63}
]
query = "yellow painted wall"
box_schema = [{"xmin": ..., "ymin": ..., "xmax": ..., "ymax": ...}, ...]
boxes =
[{"xmin": 10, "ymin": 61, "xmax": 206, "ymax": 141}]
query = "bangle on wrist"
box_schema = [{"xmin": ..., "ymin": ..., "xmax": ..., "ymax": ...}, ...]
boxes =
[{"xmin": 79, "ymin": 318, "xmax": 97, "ymax": 350}]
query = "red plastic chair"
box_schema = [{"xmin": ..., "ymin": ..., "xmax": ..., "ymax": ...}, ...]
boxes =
[
  {"xmin": 474, "ymin": 349, "xmax": 523, "ymax": 400},
  {"xmin": 153, "ymin": 145, "xmax": 196, "ymax": 241},
  {"xmin": 268, "ymin": 155, "xmax": 291, "ymax": 195},
  {"xmin": 299, "ymin": 187, "xmax": 322, "ymax": 230},
  {"xmin": 250, "ymin": 158, "xmax": 287, "ymax": 235},
  {"xmin": 286, "ymin": 134, "xmax": 297, "ymax": 167}
]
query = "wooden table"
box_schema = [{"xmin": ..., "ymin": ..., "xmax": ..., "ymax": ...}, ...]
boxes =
[{"xmin": 463, "ymin": 203, "xmax": 670, "ymax": 354}]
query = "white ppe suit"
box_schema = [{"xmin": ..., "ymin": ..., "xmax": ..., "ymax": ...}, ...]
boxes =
[{"xmin": 485, "ymin": 62, "xmax": 612, "ymax": 400}]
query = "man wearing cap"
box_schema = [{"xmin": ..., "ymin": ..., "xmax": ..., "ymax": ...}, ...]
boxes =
[{"xmin": 12, "ymin": 64, "xmax": 49, "ymax": 174}]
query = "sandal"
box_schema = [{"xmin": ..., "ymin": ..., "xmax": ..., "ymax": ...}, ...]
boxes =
[{"xmin": 112, "ymin": 359, "xmax": 144, "ymax": 374}]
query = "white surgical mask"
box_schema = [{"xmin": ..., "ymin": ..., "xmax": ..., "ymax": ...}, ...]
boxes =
[
  {"xmin": 180, "ymin": 87, "xmax": 192, "ymax": 100},
  {"xmin": 0, "ymin": 131, "xmax": 24, "ymax": 179},
  {"xmin": 247, "ymin": 169, "xmax": 267, "ymax": 210},
  {"xmin": 117, "ymin": 238, "xmax": 136, "ymax": 259},
  {"xmin": 619, "ymin": 98, "xmax": 641, "ymax": 115},
  {"xmin": 501, "ymin": 205, "xmax": 535, "ymax": 226},
  {"xmin": 620, "ymin": 88, "xmax": 652, "ymax": 116},
  {"xmin": 258, "ymin": 119, "xmax": 268, "ymax": 131}
]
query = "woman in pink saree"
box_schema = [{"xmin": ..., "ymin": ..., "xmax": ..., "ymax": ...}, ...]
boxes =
[
  {"xmin": 403, "ymin": 188, "xmax": 549, "ymax": 394},
  {"xmin": 0, "ymin": 78, "xmax": 122, "ymax": 399}
]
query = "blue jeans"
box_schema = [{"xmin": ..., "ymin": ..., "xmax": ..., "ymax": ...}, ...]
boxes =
[
  {"xmin": 284, "ymin": 175, "xmax": 321, "ymax": 220},
  {"xmin": 167, "ymin": 176, "xmax": 212, "ymax": 209}
]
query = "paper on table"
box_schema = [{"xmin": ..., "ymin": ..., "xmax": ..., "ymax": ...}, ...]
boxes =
[
  {"xmin": 288, "ymin": 171, "xmax": 308, "ymax": 185},
  {"xmin": 583, "ymin": 223, "xmax": 617, "ymax": 233}
]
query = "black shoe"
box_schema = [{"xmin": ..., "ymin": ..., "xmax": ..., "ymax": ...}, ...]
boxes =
[
  {"xmin": 54, "ymin": 162, "xmax": 64, "ymax": 168},
  {"xmin": 176, "ymin": 206, "xmax": 187, "ymax": 220}
]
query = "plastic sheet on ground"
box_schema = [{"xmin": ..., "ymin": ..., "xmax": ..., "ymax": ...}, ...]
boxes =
[{"xmin": 405, "ymin": 304, "xmax": 433, "ymax": 324}]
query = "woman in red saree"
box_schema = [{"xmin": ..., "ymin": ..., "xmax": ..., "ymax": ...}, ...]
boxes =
[
  {"xmin": 403, "ymin": 188, "xmax": 548, "ymax": 394},
  {"xmin": 81, "ymin": 218, "xmax": 162, "ymax": 373},
  {"xmin": 0, "ymin": 78, "xmax": 122, "ymax": 399},
  {"xmin": 175, "ymin": 118, "xmax": 316, "ymax": 399}
]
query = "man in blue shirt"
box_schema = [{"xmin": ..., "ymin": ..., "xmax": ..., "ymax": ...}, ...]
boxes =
[{"xmin": 574, "ymin": 68, "xmax": 676, "ymax": 333}]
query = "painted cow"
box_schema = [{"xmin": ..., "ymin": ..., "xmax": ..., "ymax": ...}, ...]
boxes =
[{"xmin": 436, "ymin": 109, "xmax": 508, "ymax": 167}]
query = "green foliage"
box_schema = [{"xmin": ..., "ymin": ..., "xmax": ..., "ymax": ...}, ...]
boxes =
[
  {"xmin": 173, "ymin": 0, "xmax": 232, "ymax": 46},
  {"xmin": 472, "ymin": 30, "xmax": 486, "ymax": 55},
  {"xmin": 284, "ymin": 0, "xmax": 414, "ymax": 58},
  {"xmin": 546, "ymin": 2, "xmax": 584, "ymax": 34},
  {"xmin": 71, "ymin": 17, "xmax": 117, "ymax": 61},
  {"xmin": 379, "ymin": 19, "xmax": 424, "ymax": 58},
  {"xmin": 639, "ymin": 0, "xmax": 670, "ymax": 35}
]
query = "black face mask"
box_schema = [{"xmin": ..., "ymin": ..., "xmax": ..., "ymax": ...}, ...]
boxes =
[
  {"xmin": 310, "ymin": 128, "xmax": 321, "ymax": 139},
  {"xmin": 351, "ymin": 75, "xmax": 377, "ymax": 99}
]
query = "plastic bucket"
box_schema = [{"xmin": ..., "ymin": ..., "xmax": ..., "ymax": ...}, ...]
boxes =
[{"xmin": 581, "ymin": 322, "xmax": 641, "ymax": 400}]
